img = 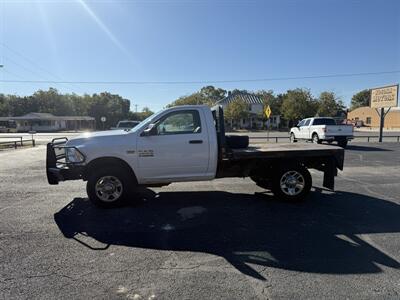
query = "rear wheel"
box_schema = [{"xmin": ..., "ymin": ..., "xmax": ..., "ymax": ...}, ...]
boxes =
[
  {"xmin": 271, "ymin": 165, "xmax": 312, "ymax": 202},
  {"xmin": 86, "ymin": 166, "xmax": 135, "ymax": 208},
  {"xmin": 312, "ymin": 133, "xmax": 321, "ymax": 144}
]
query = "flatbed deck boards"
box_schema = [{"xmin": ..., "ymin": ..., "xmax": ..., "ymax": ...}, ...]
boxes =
[{"xmin": 230, "ymin": 143, "xmax": 344, "ymax": 161}]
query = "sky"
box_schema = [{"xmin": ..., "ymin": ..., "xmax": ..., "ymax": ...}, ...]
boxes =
[{"xmin": 0, "ymin": 0, "xmax": 399, "ymax": 112}]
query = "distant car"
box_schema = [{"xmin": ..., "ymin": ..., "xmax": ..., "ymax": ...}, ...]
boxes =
[
  {"xmin": 110, "ymin": 120, "xmax": 140, "ymax": 130},
  {"xmin": 290, "ymin": 117, "xmax": 354, "ymax": 148}
]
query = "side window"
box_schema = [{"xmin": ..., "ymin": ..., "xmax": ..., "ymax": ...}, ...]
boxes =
[
  {"xmin": 304, "ymin": 119, "xmax": 311, "ymax": 126},
  {"xmin": 156, "ymin": 110, "xmax": 201, "ymax": 135},
  {"xmin": 298, "ymin": 120, "xmax": 305, "ymax": 127}
]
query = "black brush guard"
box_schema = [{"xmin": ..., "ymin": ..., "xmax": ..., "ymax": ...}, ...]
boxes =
[{"xmin": 46, "ymin": 137, "xmax": 84, "ymax": 185}]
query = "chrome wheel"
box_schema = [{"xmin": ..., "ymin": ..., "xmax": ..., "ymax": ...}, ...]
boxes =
[
  {"xmin": 290, "ymin": 133, "xmax": 296, "ymax": 143},
  {"xmin": 280, "ymin": 170, "xmax": 305, "ymax": 196},
  {"xmin": 95, "ymin": 176, "xmax": 123, "ymax": 202}
]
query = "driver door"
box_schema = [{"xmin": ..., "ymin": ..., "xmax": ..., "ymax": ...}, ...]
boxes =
[{"xmin": 137, "ymin": 109, "xmax": 209, "ymax": 183}]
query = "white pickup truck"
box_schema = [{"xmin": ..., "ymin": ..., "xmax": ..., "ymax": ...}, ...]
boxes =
[
  {"xmin": 290, "ymin": 117, "xmax": 353, "ymax": 148},
  {"xmin": 46, "ymin": 106, "xmax": 344, "ymax": 208}
]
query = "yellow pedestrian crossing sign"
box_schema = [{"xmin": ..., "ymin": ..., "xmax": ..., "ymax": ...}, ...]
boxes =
[{"xmin": 264, "ymin": 105, "xmax": 272, "ymax": 118}]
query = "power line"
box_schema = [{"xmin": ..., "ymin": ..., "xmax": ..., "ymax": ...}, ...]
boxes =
[
  {"xmin": 0, "ymin": 42, "xmax": 80, "ymax": 92},
  {"xmin": 0, "ymin": 42, "xmax": 63, "ymax": 81},
  {"xmin": 0, "ymin": 70, "xmax": 399, "ymax": 85},
  {"xmin": 3, "ymin": 55, "xmax": 52, "ymax": 81},
  {"xmin": 1, "ymin": 68, "xmax": 27, "ymax": 81}
]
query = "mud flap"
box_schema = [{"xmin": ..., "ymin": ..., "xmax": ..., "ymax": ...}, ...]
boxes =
[{"xmin": 323, "ymin": 157, "xmax": 337, "ymax": 190}]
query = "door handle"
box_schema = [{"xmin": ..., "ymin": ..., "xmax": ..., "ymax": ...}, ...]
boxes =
[{"xmin": 189, "ymin": 140, "xmax": 203, "ymax": 144}]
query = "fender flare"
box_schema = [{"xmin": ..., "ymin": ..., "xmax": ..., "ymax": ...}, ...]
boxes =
[{"xmin": 83, "ymin": 156, "xmax": 138, "ymax": 183}]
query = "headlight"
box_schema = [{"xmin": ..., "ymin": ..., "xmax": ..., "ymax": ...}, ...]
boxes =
[{"xmin": 65, "ymin": 147, "xmax": 85, "ymax": 163}]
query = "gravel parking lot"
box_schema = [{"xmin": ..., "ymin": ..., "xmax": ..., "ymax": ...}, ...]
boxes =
[{"xmin": 1, "ymin": 143, "xmax": 400, "ymax": 299}]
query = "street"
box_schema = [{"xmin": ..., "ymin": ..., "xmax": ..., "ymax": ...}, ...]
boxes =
[{"xmin": 0, "ymin": 143, "xmax": 399, "ymax": 299}]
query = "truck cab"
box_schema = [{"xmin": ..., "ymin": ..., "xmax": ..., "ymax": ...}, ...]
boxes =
[{"xmin": 47, "ymin": 105, "xmax": 344, "ymax": 208}]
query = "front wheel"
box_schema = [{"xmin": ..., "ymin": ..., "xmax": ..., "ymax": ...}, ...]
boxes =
[
  {"xmin": 271, "ymin": 165, "xmax": 312, "ymax": 202},
  {"xmin": 86, "ymin": 166, "xmax": 134, "ymax": 208}
]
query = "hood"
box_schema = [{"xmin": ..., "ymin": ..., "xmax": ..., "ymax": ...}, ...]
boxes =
[{"xmin": 66, "ymin": 130, "xmax": 131, "ymax": 147}]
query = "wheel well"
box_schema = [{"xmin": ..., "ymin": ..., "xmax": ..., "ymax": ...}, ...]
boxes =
[
  {"xmin": 83, "ymin": 157, "xmax": 138, "ymax": 183},
  {"xmin": 312, "ymin": 132, "xmax": 319, "ymax": 138}
]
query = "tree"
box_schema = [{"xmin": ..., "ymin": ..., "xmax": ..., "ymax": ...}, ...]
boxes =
[
  {"xmin": 199, "ymin": 86, "xmax": 226, "ymax": 102},
  {"xmin": 88, "ymin": 92, "xmax": 131, "ymax": 128},
  {"xmin": 351, "ymin": 89, "xmax": 370, "ymax": 110},
  {"xmin": 139, "ymin": 107, "xmax": 154, "ymax": 119},
  {"xmin": 316, "ymin": 91, "xmax": 345, "ymax": 117},
  {"xmin": 167, "ymin": 86, "xmax": 226, "ymax": 107},
  {"xmin": 256, "ymin": 89, "xmax": 283, "ymax": 115},
  {"xmin": 224, "ymin": 98, "xmax": 249, "ymax": 128},
  {"xmin": 167, "ymin": 92, "xmax": 208, "ymax": 107},
  {"xmin": 281, "ymin": 89, "xmax": 318, "ymax": 125},
  {"xmin": 0, "ymin": 94, "xmax": 9, "ymax": 116}
]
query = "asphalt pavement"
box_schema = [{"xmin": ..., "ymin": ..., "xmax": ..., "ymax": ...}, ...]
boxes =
[{"xmin": 0, "ymin": 143, "xmax": 400, "ymax": 299}]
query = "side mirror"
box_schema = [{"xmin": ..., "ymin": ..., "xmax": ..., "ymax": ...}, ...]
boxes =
[{"xmin": 142, "ymin": 123, "xmax": 157, "ymax": 136}]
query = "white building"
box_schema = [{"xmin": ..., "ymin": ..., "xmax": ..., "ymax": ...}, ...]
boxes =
[
  {"xmin": 216, "ymin": 91, "xmax": 280, "ymax": 130},
  {"xmin": 0, "ymin": 112, "xmax": 95, "ymax": 132}
]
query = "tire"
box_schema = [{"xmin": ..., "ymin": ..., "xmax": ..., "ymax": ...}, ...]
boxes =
[
  {"xmin": 86, "ymin": 166, "xmax": 135, "ymax": 208},
  {"xmin": 312, "ymin": 133, "xmax": 321, "ymax": 144},
  {"xmin": 290, "ymin": 133, "xmax": 297, "ymax": 143},
  {"xmin": 338, "ymin": 140, "xmax": 348, "ymax": 148},
  {"xmin": 226, "ymin": 135, "xmax": 249, "ymax": 149},
  {"xmin": 271, "ymin": 165, "xmax": 312, "ymax": 202}
]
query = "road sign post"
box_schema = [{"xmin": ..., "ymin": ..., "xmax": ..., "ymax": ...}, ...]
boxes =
[
  {"xmin": 100, "ymin": 116, "xmax": 106, "ymax": 130},
  {"xmin": 370, "ymin": 84, "xmax": 398, "ymax": 143},
  {"xmin": 264, "ymin": 105, "xmax": 272, "ymax": 140}
]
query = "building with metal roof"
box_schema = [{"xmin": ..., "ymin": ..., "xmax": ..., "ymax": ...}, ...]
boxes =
[{"xmin": 216, "ymin": 91, "xmax": 281, "ymax": 130}]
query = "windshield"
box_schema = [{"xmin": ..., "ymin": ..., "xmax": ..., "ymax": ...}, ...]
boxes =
[{"xmin": 128, "ymin": 109, "xmax": 165, "ymax": 132}]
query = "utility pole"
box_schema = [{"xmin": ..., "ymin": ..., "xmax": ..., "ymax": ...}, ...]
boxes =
[
  {"xmin": 378, "ymin": 107, "xmax": 384, "ymax": 143},
  {"xmin": 134, "ymin": 104, "xmax": 138, "ymax": 113}
]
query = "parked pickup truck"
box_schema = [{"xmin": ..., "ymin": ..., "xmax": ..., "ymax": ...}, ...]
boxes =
[
  {"xmin": 46, "ymin": 105, "xmax": 344, "ymax": 208},
  {"xmin": 290, "ymin": 117, "xmax": 353, "ymax": 148},
  {"xmin": 110, "ymin": 120, "xmax": 140, "ymax": 130}
]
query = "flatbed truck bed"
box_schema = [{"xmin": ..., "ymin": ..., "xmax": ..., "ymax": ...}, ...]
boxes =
[{"xmin": 231, "ymin": 143, "xmax": 344, "ymax": 169}]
